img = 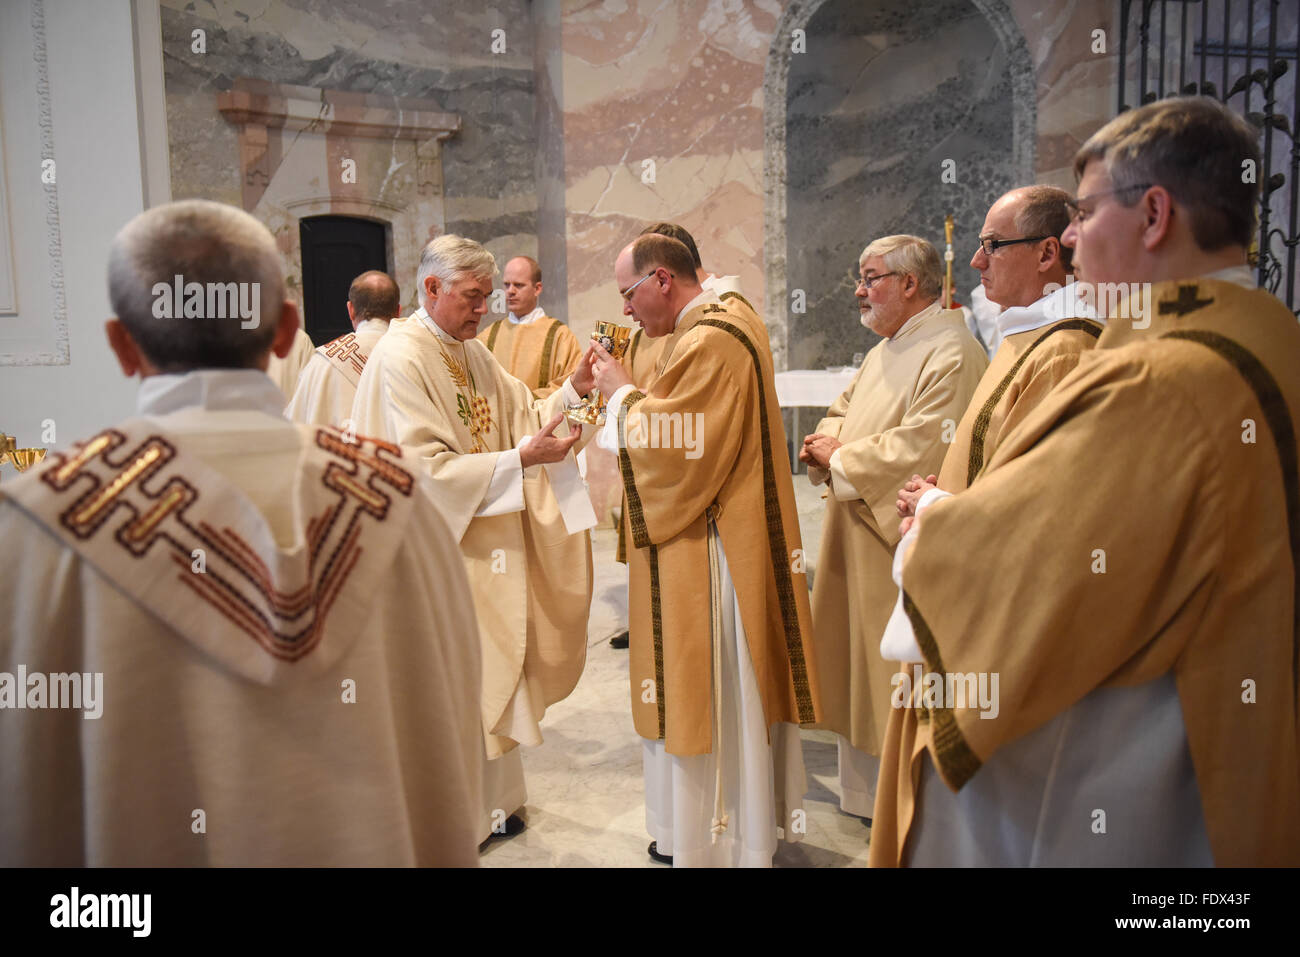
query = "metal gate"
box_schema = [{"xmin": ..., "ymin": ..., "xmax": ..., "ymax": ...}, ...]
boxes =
[{"xmin": 1118, "ymin": 0, "xmax": 1299, "ymax": 315}]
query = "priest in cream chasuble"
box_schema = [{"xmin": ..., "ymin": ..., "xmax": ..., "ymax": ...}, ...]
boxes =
[
  {"xmin": 801, "ymin": 236, "xmax": 986, "ymax": 818},
  {"xmin": 351, "ymin": 236, "xmax": 598, "ymax": 842},
  {"xmin": 1, "ymin": 200, "xmax": 485, "ymax": 865},
  {"xmin": 285, "ymin": 269, "xmax": 401, "ymax": 428},
  {"xmin": 874, "ymin": 100, "xmax": 1300, "ymax": 865}
]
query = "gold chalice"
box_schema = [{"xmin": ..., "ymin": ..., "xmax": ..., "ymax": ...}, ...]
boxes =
[
  {"xmin": 566, "ymin": 320, "xmax": 632, "ymax": 426},
  {"xmin": 7, "ymin": 448, "xmax": 46, "ymax": 470},
  {"xmin": 0, "ymin": 434, "xmax": 47, "ymax": 484}
]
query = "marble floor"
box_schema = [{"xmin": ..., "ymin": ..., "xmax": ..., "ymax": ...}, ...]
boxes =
[{"xmin": 480, "ymin": 473, "xmax": 874, "ymax": 867}]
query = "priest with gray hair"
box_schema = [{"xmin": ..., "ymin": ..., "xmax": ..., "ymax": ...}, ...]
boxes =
[
  {"xmin": 351, "ymin": 233, "xmax": 601, "ymax": 848},
  {"xmin": 800, "ymin": 233, "xmax": 987, "ymax": 822},
  {"xmin": 0, "ymin": 199, "xmax": 485, "ymax": 865}
]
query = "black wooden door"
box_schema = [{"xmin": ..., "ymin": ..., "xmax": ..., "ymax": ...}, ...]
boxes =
[{"xmin": 299, "ymin": 216, "xmax": 388, "ymax": 345}]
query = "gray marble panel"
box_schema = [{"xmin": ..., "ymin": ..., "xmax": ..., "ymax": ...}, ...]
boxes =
[{"xmin": 781, "ymin": 0, "xmax": 1028, "ymax": 371}]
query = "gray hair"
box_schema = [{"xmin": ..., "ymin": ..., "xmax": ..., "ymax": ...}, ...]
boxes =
[
  {"xmin": 860, "ymin": 234, "xmax": 943, "ymax": 299},
  {"xmin": 1013, "ymin": 185, "xmax": 1074, "ymax": 271},
  {"xmin": 107, "ymin": 200, "xmax": 284, "ymax": 371},
  {"xmin": 416, "ymin": 235, "xmax": 498, "ymax": 297},
  {"xmin": 1073, "ymin": 96, "xmax": 1260, "ymax": 251}
]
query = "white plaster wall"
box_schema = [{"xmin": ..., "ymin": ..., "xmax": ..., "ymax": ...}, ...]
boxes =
[{"xmin": 0, "ymin": 0, "xmax": 148, "ymax": 452}]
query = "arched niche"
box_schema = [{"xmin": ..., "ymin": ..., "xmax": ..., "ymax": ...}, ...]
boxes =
[{"xmin": 763, "ymin": 0, "xmax": 1036, "ymax": 370}]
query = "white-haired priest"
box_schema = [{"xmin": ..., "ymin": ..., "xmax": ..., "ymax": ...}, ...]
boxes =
[{"xmin": 351, "ymin": 234, "xmax": 600, "ymax": 846}]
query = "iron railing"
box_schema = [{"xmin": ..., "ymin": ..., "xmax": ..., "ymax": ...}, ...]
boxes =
[{"xmin": 1118, "ymin": 0, "xmax": 1299, "ymax": 315}]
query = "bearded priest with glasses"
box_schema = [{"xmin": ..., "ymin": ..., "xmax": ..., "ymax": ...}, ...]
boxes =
[{"xmin": 800, "ymin": 234, "xmax": 986, "ymax": 824}]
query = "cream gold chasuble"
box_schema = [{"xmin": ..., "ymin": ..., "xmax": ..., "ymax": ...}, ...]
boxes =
[
  {"xmin": 871, "ymin": 279, "xmax": 1300, "ymax": 866},
  {"xmin": 284, "ymin": 318, "xmax": 390, "ymax": 427},
  {"xmin": 809, "ymin": 304, "xmax": 987, "ymax": 756},
  {"xmin": 478, "ymin": 313, "xmax": 584, "ymax": 399},
  {"xmin": 265, "ymin": 326, "xmax": 316, "ymax": 401},
  {"xmin": 0, "ymin": 371, "xmax": 484, "ymax": 865},
  {"xmin": 615, "ymin": 298, "xmax": 820, "ymax": 755},
  {"xmin": 623, "ymin": 291, "xmax": 759, "ymax": 391},
  {"xmin": 351, "ymin": 311, "xmax": 594, "ymax": 759}
]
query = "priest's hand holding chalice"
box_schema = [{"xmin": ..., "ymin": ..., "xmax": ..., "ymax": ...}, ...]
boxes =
[{"xmin": 566, "ymin": 321, "xmax": 633, "ymax": 425}]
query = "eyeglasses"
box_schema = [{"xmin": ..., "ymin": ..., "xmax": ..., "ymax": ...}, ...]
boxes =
[
  {"xmin": 976, "ymin": 235, "xmax": 1049, "ymax": 257},
  {"xmin": 1064, "ymin": 183, "xmax": 1153, "ymax": 224},
  {"xmin": 855, "ymin": 272, "xmax": 896, "ymax": 290},
  {"xmin": 621, "ymin": 271, "xmax": 658, "ymax": 302}
]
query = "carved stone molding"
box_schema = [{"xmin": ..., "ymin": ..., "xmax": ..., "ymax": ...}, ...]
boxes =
[
  {"xmin": 0, "ymin": 0, "xmax": 69, "ymax": 366},
  {"xmin": 217, "ymin": 79, "xmax": 459, "ymax": 213}
]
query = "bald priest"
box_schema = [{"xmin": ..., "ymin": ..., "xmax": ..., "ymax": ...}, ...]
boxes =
[
  {"xmin": 284, "ymin": 269, "xmax": 401, "ymax": 427},
  {"xmin": 593, "ymin": 233, "xmax": 821, "ymax": 867}
]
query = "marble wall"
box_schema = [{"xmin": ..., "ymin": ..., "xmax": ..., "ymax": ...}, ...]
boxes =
[
  {"xmin": 781, "ymin": 0, "xmax": 1027, "ymax": 370},
  {"xmin": 553, "ymin": 0, "xmax": 776, "ymax": 344},
  {"xmin": 158, "ymin": 0, "xmax": 1125, "ymax": 516},
  {"xmin": 551, "ymin": 0, "xmax": 1118, "ymax": 356},
  {"xmin": 161, "ymin": 0, "xmax": 542, "ymax": 315}
]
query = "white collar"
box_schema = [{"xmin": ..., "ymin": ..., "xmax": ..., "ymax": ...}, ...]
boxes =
[
  {"xmin": 673, "ymin": 287, "xmax": 723, "ymax": 331},
  {"xmin": 1201, "ymin": 264, "xmax": 1256, "ymax": 289},
  {"xmin": 136, "ymin": 368, "xmax": 288, "ymax": 417},
  {"xmin": 355, "ymin": 317, "xmax": 391, "ymax": 335},
  {"xmin": 996, "ymin": 279, "xmax": 1099, "ymax": 339},
  {"xmin": 507, "ymin": 306, "xmax": 546, "ymax": 325},
  {"xmin": 701, "ymin": 273, "xmax": 742, "ymax": 296},
  {"xmin": 414, "ymin": 306, "xmax": 459, "ymax": 343}
]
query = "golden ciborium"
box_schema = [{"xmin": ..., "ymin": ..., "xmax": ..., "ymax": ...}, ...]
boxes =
[
  {"xmin": 566, "ymin": 320, "xmax": 633, "ymax": 426},
  {"xmin": 0, "ymin": 434, "xmax": 47, "ymax": 484}
]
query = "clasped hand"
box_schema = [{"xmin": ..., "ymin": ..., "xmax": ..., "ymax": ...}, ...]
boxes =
[
  {"xmin": 799, "ymin": 433, "xmax": 842, "ymax": 470},
  {"xmin": 896, "ymin": 473, "xmax": 938, "ymax": 536}
]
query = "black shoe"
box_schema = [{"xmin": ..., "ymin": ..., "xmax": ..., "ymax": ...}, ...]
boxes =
[
  {"xmin": 647, "ymin": 840, "xmax": 673, "ymax": 865},
  {"xmin": 479, "ymin": 812, "xmax": 527, "ymax": 850},
  {"xmin": 610, "ymin": 631, "xmax": 629, "ymax": 649}
]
